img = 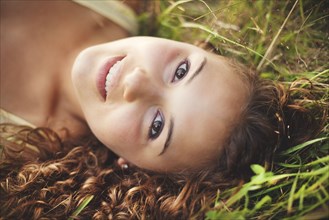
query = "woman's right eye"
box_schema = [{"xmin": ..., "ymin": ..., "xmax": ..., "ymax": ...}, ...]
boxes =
[
  {"xmin": 148, "ymin": 110, "xmax": 164, "ymax": 140},
  {"xmin": 171, "ymin": 60, "xmax": 190, "ymax": 82}
]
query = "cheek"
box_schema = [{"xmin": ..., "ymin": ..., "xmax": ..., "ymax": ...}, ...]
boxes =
[
  {"xmin": 72, "ymin": 46, "xmax": 100, "ymax": 81},
  {"xmin": 87, "ymin": 106, "xmax": 141, "ymax": 152}
]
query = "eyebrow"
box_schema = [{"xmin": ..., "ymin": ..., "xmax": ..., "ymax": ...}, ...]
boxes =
[
  {"xmin": 158, "ymin": 116, "xmax": 174, "ymax": 156},
  {"xmin": 187, "ymin": 57, "xmax": 207, "ymax": 84}
]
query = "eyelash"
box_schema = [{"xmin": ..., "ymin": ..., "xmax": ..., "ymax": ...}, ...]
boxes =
[
  {"xmin": 171, "ymin": 60, "xmax": 190, "ymax": 82},
  {"xmin": 149, "ymin": 110, "xmax": 164, "ymax": 140},
  {"xmin": 148, "ymin": 60, "xmax": 189, "ymax": 140}
]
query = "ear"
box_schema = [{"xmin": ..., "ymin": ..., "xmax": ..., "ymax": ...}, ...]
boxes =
[{"xmin": 117, "ymin": 157, "xmax": 129, "ymax": 168}]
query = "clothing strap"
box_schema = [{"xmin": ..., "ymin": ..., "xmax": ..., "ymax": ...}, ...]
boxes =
[
  {"xmin": 73, "ymin": 0, "xmax": 139, "ymax": 35},
  {"xmin": 0, "ymin": 108, "xmax": 35, "ymax": 127},
  {"xmin": 0, "ymin": 108, "xmax": 40, "ymax": 160}
]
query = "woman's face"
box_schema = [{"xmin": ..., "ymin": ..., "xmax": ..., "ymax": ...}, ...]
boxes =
[{"xmin": 72, "ymin": 37, "xmax": 247, "ymax": 172}]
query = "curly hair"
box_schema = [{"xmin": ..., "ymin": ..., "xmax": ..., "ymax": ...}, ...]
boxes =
[
  {"xmin": 0, "ymin": 127, "xmax": 234, "ymax": 219},
  {"xmin": 217, "ymin": 60, "xmax": 327, "ymax": 179},
  {"xmin": 0, "ymin": 68, "xmax": 326, "ymax": 219}
]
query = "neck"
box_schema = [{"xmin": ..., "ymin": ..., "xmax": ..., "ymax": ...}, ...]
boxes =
[{"xmin": 0, "ymin": 1, "xmax": 129, "ymax": 140}]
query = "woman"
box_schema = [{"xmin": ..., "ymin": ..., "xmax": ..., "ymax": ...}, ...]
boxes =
[
  {"xmin": 0, "ymin": 1, "xmax": 326, "ymax": 219},
  {"xmin": 0, "ymin": 0, "xmax": 249, "ymax": 173}
]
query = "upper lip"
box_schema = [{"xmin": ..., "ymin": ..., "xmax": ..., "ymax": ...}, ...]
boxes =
[{"xmin": 97, "ymin": 56, "xmax": 125, "ymax": 101}]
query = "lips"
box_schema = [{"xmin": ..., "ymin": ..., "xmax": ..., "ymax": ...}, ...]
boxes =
[{"xmin": 97, "ymin": 56, "xmax": 125, "ymax": 100}]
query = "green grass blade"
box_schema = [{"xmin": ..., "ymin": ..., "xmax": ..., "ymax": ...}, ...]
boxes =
[
  {"xmin": 279, "ymin": 137, "xmax": 328, "ymax": 155},
  {"xmin": 287, "ymin": 172, "xmax": 299, "ymax": 214},
  {"xmin": 68, "ymin": 195, "xmax": 94, "ymax": 220}
]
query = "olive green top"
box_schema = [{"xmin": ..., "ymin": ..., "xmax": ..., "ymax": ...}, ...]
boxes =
[{"xmin": 73, "ymin": 0, "xmax": 139, "ymax": 35}]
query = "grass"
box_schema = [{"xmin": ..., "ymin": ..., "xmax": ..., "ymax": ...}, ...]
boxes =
[
  {"xmin": 140, "ymin": 0, "xmax": 329, "ymax": 219},
  {"xmin": 68, "ymin": 195, "xmax": 94, "ymax": 220},
  {"xmin": 206, "ymin": 137, "xmax": 329, "ymax": 219}
]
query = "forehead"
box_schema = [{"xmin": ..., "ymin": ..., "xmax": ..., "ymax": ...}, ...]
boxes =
[{"xmin": 162, "ymin": 52, "xmax": 248, "ymax": 170}]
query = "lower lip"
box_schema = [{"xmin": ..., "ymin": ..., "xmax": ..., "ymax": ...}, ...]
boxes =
[{"xmin": 97, "ymin": 56, "xmax": 124, "ymax": 100}]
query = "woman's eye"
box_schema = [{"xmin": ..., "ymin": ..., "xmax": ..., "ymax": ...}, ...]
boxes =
[
  {"xmin": 149, "ymin": 110, "xmax": 164, "ymax": 140},
  {"xmin": 172, "ymin": 60, "xmax": 190, "ymax": 82}
]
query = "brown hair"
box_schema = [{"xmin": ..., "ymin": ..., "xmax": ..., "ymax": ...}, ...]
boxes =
[
  {"xmin": 0, "ymin": 67, "xmax": 326, "ymax": 219},
  {"xmin": 217, "ymin": 60, "xmax": 327, "ymax": 179},
  {"xmin": 0, "ymin": 126, "xmax": 234, "ymax": 219}
]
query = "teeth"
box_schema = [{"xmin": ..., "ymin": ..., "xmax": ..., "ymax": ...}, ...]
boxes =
[{"xmin": 105, "ymin": 60, "xmax": 122, "ymax": 94}]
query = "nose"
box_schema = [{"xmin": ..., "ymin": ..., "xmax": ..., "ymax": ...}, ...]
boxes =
[{"xmin": 123, "ymin": 67, "xmax": 161, "ymax": 102}]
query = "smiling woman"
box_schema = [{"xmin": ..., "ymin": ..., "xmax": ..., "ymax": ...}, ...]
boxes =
[
  {"xmin": 0, "ymin": 0, "xmax": 327, "ymax": 219},
  {"xmin": 71, "ymin": 37, "xmax": 248, "ymax": 172}
]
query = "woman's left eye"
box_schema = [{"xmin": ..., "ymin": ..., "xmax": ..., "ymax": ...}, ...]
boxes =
[
  {"xmin": 172, "ymin": 60, "xmax": 190, "ymax": 82},
  {"xmin": 149, "ymin": 110, "xmax": 164, "ymax": 140}
]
